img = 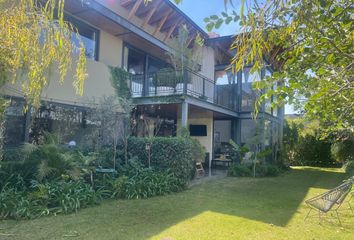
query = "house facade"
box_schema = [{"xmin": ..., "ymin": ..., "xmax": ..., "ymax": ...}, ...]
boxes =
[{"xmin": 3, "ymin": 0, "xmax": 284, "ymax": 164}]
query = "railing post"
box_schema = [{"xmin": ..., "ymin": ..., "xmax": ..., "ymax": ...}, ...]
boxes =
[
  {"xmin": 154, "ymin": 73, "xmax": 157, "ymax": 95},
  {"xmin": 202, "ymin": 77, "xmax": 206, "ymax": 98},
  {"xmin": 144, "ymin": 55, "xmax": 149, "ymax": 97},
  {"xmin": 143, "ymin": 74, "xmax": 149, "ymax": 97},
  {"xmin": 183, "ymin": 68, "xmax": 188, "ymax": 95}
]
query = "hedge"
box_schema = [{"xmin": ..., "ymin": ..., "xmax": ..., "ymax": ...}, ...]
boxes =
[{"xmin": 126, "ymin": 137, "xmax": 195, "ymax": 182}]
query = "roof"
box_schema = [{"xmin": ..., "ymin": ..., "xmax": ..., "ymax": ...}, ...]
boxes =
[{"xmin": 120, "ymin": 0, "xmax": 209, "ymax": 41}]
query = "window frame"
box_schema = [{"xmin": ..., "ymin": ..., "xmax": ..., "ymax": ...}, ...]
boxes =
[{"xmin": 64, "ymin": 13, "xmax": 100, "ymax": 61}]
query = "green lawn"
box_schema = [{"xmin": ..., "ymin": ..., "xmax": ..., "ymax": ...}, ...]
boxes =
[{"xmin": 1, "ymin": 167, "xmax": 353, "ymax": 240}]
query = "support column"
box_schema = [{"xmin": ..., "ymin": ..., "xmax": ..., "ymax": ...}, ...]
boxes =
[
  {"xmin": 231, "ymin": 118, "xmax": 241, "ymax": 145},
  {"xmin": 181, "ymin": 101, "xmax": 188, "ymax": 127}
]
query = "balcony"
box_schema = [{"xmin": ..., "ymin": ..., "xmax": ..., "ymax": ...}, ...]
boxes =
[{"xmin": 130, "ymin": 68, "xmax": 215, "ymax": 102}]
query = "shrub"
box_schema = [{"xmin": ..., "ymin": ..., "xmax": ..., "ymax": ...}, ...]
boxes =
[
  {"xmin": 1, "ymin": 144, "xmax": 84, "ymax": 183},
  {"xmin": 228, "ymin": 164, "xmax": 286, "ymax": 178},
  {"xmin": 292, "ymin": 135, "xmax": 337, "ymax": 167},
  {"xmin": 0, "ymin": 183, "xmax": 46, "ymax": 220},
  {"xmin": 344, "ymin": 161, "xmax": 354, "ymax": 175},
  {"xmin": 263, "ymin": 165, "xmax": 282, "ymax": 177},
  {"xmin": 126, "ymin": 137, "xmax": 195, "ymax": 182},
  {"xmin": 228, "ymin": 164, "xmax": 252, "ymax": 177},
  {"xmin": 331, "ymin": 140, "xmax": 354, "ymax": 164},
  {"xmin": 124, "ymin": 168, "xmax": 185, "ymax": 199},
  {"xmin": 30, "ymin": 180, "xmax": 102, "ymax": 214}
]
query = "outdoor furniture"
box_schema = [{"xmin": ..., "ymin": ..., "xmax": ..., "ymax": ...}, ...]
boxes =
[
  {"xmin": 213, "ymin": 153, "xmax": 232, "ymax": 167},
  {"xmin": 196, "ymin": 162, "xmax": 205, "ymax": 177},
  {"xmin": 304, "ymin": 178, "xmax": 353, "ymax": 224}
]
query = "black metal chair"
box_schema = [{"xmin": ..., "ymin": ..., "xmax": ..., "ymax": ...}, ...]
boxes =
[{"xmin": 304, "ymin": 178, "xmax": 353, "ymax": 225}]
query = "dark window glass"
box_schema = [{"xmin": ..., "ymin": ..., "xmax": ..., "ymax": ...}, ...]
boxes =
[
  {"xmin": 65, "ymin": 15, "xmax": 99, "ymax": 60},
  {"xmin": 148, "ymin": 57, "xmax": 167, "ymax": 73},
  {"xmin": 215, "ymin": 70, "xmax": 237, "ymax": 110},
  {"xmin": 127, "ymin": 48, "xmax": 145, "ymax": 75},
  {"xmin": 241, "ymin": 67, "xmax": 260, "ymax": 112}
]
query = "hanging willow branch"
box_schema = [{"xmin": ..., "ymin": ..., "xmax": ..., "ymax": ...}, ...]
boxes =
[{"xmin": 0, "ymin": 0, "xmax": 87, "ymax": 108}]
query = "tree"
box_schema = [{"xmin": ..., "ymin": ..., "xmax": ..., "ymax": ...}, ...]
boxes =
[
  {"xmin": 0, "ymin": 0, "xmax": 87, "ymax": 161},
  {"xmin": 243, "ymin": 118, "xmax": 272, "ymax": 177},
  {"xmin": 110, "ymin": 67, "xmax": 134, "ymax": 164},
  {"xmin": 0, "ymin": 0, "xmax": 87, "ymax": 108},
  {"xmin": 204, "ymin": 0, "xmax": 353, "ymax": 137},
  {"xmin": 166, "ymin": 24, "xmax": 203, "ymax": 72},
  {"xmin": 88, "ymin": 96, "xmax": 124, "ymax": 170}
]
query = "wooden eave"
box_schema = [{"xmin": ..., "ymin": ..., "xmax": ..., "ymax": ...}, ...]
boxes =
[{"xmin": 120, "ymin": 0, "xmax": 208, "ymax": 42}]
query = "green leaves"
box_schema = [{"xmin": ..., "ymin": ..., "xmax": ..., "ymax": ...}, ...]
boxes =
[
  {"xmin": 204, "ymin": 9, "xmax": 240, "ymax": 32},
  {"xmin": 226, "ymin": 0, "xmax": 354, "ymax": 136},
  {"xmin": 0, "ymin": 0, "xmax": 87, "ymax": 108}
]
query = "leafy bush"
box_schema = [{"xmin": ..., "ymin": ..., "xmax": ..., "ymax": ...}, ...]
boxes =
[
  {"xmin": 0, "ymin": 177, "xmax": 106, "ymax": 220},
  {"xmin": 124, "ymin": 168, "xmax": 185, "ymax": 199},
  {"xmin": 0, "ymin": 181, "xmax": 46, "ymax": 220},
  {"xmin": 228, "ymin": 140, "xmax": 249, "ymax": 164},
  {"xmin": 331, "ymin": 140, "xmax": 354, "ymax": 164},
  {"xmin": 1, "ymin": 144, "xmax": 83, "ymax": 183},
  {"xmin": 344, "ymin": 161, "xmax": 354, "ymax": 175},
  {"xmin": 288, "ymin": 135, "xmax": 338, "ymax": 167},
  {"xmin": 228, "ymin": 164, "xmax": 252, "ymax": 177},
  {"xmin": 30, "ymin": 180, "xmax": 103, "ymax": 214},
  {"xmin": 228, "ymin": 164, "xmax": 286, "ymax": 178},
  {"xmin": 126, "ymin": 137, "xmax": 195, "ymax": 182},
  {"xmin": 94, "ymin": 160, "xmax": 185, "ymax": 200},
  {"xmin": 153, "ymin": 68, "xmax": 184, "ymax": 88}
]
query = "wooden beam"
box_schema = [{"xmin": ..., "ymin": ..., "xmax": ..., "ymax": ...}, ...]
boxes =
[
  {"xmin": 164, "ymin": 18, "xmax": 183, "ymax": 41},
  {"xmin": 153, "ymin": 9, "xmax": 172, "ymax": 36},
  {"xmin": 161, "ymin": 14, "xmax": 180, "ymax": 31},
  {"xmin": 128, "ymin": 0, "xmax": 143, "ymax": 20},
  {"xmin": 149, "ymin": 6, "xmax": 170, "ymax": 24},
  {"xmin": 136, "ymin": 2, "xmax": 155, "ymax": 17},
  {"xmin": 121, "ymin": 0, "xmax": 133, "ymax": 8},
  {"xmin": 141, "ymin": 0, "xmax": 162, "ymax": 28},
  {"xmin": 187, "ymin": 32, "xmax": 196, "ymax": 47}
]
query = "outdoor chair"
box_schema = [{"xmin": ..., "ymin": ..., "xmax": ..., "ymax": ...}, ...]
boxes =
[
  {"xmin": 196, "ymin": 162, "xmax": 205, "ymax": 177},
  {"xmin": 304, "ymin": 178, "xmax": 353, "ymax": 225}
]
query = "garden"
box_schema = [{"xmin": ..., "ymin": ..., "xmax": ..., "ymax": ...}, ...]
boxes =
[
  {"xmin": 1, "ymin": 167, "xmax": 353, "ymax": 240},
  {"xmin": 0, "ymin": 131, "xmax": 204, "ymax": 220}
]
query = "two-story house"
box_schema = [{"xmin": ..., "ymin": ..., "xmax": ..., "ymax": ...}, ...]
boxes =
[{"xmin": 3, "ymin": 0, "xmax": 284, "ymax": 165}]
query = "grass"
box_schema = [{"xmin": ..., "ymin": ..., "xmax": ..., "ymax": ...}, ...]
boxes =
[{"xmin": 1, "ymin": 167, "xmax": 353, "ymax": 240}]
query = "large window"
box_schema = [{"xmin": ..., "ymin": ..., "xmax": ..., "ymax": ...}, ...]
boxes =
[
  {"xmin": 123, "ymin": 44, "xmax": 168, "ymax": 97},
  {"xmin": 123, "ymin": 45, "xmax": 167, "ymax": 75},
  {"xmin": 124, "ymin": 47, "xmax": 145, "ymax": 75},
  {"xmin": 66, "ymin": 15, "xmax": 99, "ymax": 61},
  {"xmin": 241, "ymin": 68, "xmax": 260, "ymax": 112},
  {"xmin": 214, "ymin": 69, "xmax": 237, "ymax": 110},
  {"xmin": 264, "ymin": 69, "xmax": 272, "ymax": 115},
  {"xmin": 240, "ymin": 119, "xmax": 257, "ymax": 145}
]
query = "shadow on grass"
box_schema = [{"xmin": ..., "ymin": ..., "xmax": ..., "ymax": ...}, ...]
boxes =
[{"xmin": 2, "ymin": 167, "xmax": 351, "ymax": 240}]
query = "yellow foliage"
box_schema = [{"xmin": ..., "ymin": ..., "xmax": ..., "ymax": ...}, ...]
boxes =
[{"xmin": 0, "ymin": 0, "xmax": 87, "ymax": 108}]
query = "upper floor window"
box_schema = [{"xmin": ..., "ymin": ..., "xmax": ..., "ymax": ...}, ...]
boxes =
[
  {"xmin": 123, "ymin": 44, "xmax": 168, "ymax": 75},
  {"xmin": 214, "ymin": 69, "xmax": 237, "ymax": 110},
  {"xmin": 65, "ymin": 15, "xmax": 99, "ymax": 61},
  {"xmin": 241, "ymin": 67, "xmax": 261, "ymax": 112}
]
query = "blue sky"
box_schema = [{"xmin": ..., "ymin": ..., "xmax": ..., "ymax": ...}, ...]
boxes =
[
  {"xmin": 172, "ymin": 0, "xmax": 241, "ymax": 36},
  {"xmin": 172, "ymin": 0, "xmax": 295, "ymax": 114}
]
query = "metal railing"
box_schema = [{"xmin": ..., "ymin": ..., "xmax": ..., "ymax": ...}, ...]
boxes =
[{"xmin": 129, "ymin": 68, "xmax": 215, "ymax": 103}]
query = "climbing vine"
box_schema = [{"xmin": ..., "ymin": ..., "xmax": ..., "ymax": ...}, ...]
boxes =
[{"xmin": 109, "ymin": 66, "xmax": 131, "ymax": 100}]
